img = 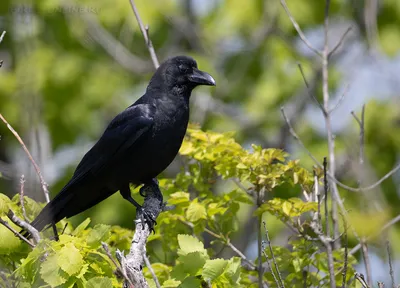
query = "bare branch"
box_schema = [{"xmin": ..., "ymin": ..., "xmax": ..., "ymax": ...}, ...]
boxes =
[
  {"xmin": 128, "ymin": 0, "xmax": 160, "ymax": 69},
  {"xmin": 102, "ymin": 242, "xmax": 134, "ymax": 286},
  {"xmin": 0, "ymin": 31, "xmax": 6, "ymax": 44},
  {"xmin": 263, "ymin": 221, "xmax": 285, "ymax": 288},
  {"xmin": 355, "ymin": 273, "xmax": 370, "ymax": 288},
  {"xmin": 280, "ymin": 108, "xmax": 400, "ymax": 192},
  {"xmin": 329, "ymin": 82, "xmax": 350, "ymax": 114},
  {"xmin": 19, "ymin": 175, "xmax": 28, "ymax": 222},
  {"xmin": 116, "ymin": 182, "xmax": 163, "ymax": 288},
  {"xmin": 143, "ymin": 253, "xmax": 161, "ymax": 288},
  {"xmin": 386, "ymin": 240, "xmax": 395, "ymax": 288},
  {"xmin": 7, "ymin": 210, "xmax": 40, "ymax": 244},
  {"xmin": 297, "ymin": 63, "xmax": 326, "ymax": 115},
  {"xmin": 328, "ymin": 26, "xmax": 353, "ymax": 59},
  {"xmin": 279, "ymin": 0, "xmax": 322, "ymax": 57},
  {"xmin": 341, "ymin": 214, "xmax": 348, "ymax": 288},
  {"xmin": 0, "ymin": 217, "xmax": 35, "ymax": 248},
  {"xmin": 0, "ymin": 114, "xmax": 50, "ymax": 203}
]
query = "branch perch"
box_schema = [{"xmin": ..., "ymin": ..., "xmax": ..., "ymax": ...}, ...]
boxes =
[{"xmin": 116, "ymin": 181, "xmax": 163, "ymax": 288}]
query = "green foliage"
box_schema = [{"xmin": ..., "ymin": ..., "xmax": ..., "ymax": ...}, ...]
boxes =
[{"xmin": 0, "ymin": 128, "xmax": 359, "ymax": 287}]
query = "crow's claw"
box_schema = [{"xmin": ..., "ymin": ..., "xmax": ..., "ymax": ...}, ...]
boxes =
[{"xmin": 138, "ymin": 207, "xmax": 157, "ymax": 234}]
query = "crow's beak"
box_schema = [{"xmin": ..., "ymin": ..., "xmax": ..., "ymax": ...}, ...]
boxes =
[{"xmin": 189, "ymin": 68, "xmax": 216, "ymax": 86}]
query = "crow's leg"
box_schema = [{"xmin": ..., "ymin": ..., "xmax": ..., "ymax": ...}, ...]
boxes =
[
  {"xmin": 120, "ymin": 185, "xmax": 142, "ymax": 209},
  {"xmin": 139, "ymin": 178, "xmax": 159, "ymax": 198},
  {"xmin": 120, "ymin": 185, "xmax": 156, "ymax": 232}
]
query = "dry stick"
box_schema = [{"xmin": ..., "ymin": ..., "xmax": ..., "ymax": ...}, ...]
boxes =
[
  {"xmin": 279, "ymin": 0, "xmax": 322, "ymax": 57},
  {"xmin": 143, "ymin": 253, "xmax": 161, "ymax": 288},
  {"xmin": 0, "ymin": 31, "xmax": 6, "ymax": 44},
  {"xmin": 7, "ymin": 210, "xmax": 40, "ymax": 244},
  {"xmin": 260, "ymin": 242, "xmax": 276, "ymax": 288},
  {"xmin": 128, "ymin": 0, "xmax": 160, "ymax": 69},
  {"xmin": 328, "ymin": 26, "xmax": 352, "ymax": 59},
  {"xmin": 386, "ymin": 240, "xmax": 395, "ymax": 288},
  {"xmin": 19, "ymin": 175, "xmax": 28, "ymax": 222},
  {"xmin": 323, "ymin": 158, "xmax": 330, "ymax": 237},
  {"xmin": 101, "ymin": 242, "xmax": 134, "ymax": 287},
  {"xmin": 322, "ymin": 0, "xmax": 340, "ymax": 249},
  {"xmin": 0, "ymin": 113, "xmax": 58, "ymax": 240},
  {"xmin": 354, "ymin": 273, "xmax": 370, "ymax": 288},
  {"xmin": 0, "ymin": 218, "xmax": 34, "ymax": 248},
  {"xmin": 341, "ymin": 214, "xmax": 348, "ymax": 288},
  {"xmin": 351, "ymin": 104, "xmax": 372, "ymax": 287},
  {"xmin": 263, "ymin": 221, "xmax": 285, "ymax": 288}
]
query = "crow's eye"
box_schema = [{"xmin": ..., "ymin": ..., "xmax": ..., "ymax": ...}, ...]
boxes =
[{"xmin": 178, "ymin": 64, "xmax": 188, "ymax": 73}]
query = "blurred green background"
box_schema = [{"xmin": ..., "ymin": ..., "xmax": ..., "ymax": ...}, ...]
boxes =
[{"xmin": 0, "ymin": 0, "xmax": 399, "ymax": 282}]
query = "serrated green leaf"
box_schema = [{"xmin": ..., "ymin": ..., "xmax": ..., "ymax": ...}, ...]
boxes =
[
  {"xmin": 185, "ymin": 198, "xmax": 206, "ymax": 222},
  {"xmin": 177, "ymin": 234, "xmax": 206, "ymax": 256},
  {"xmin": 168, "ymin": 192, "xmax": 190, "ymax": 205},
  {"xmin": 57, "ymin": 242, "xmax": 84, "ymax": 275},
  {"xmin": 86, "ymin": 277, "xmax": 113, "ymax": 288},
  {"xmin": 282, "ymin": 201, "xmax": 292, "ymax": 216},
  {"xmin": 202, "ymin": 258, "xmax": 228, "ymax": 281},
  {"xmin": 0, "ymin": 193, "xmax": 11, "ymax": 214},
  {"xmin": 40, "ymin": 254, "xmax": 67, "ymax": 287},
  {"xmin": 222, "ymin": 257, "xmax": 241, "ymax": 284}
]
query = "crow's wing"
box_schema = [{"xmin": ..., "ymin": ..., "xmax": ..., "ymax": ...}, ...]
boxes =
[{"xmin": 65, "ymin": 103, "xmax": 154, "ymax": 189}]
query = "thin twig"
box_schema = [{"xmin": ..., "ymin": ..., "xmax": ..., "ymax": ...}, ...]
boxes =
[
  {"xmin": 354, "ymin": 273, "xmax": 370, "ymax": 288},
  {"xmin": 323, "ymin": 157, "xmax": 330, "ymax": 237},
  {"xmin": 102, "ymin": 242, "xmax": 134, "ymax": 287},
  {"xmin": 0, "ymin": 114, "xmax": 50, "ymax": 203},
  {"xmin": 341, "ymin": 214, "xmax": 348, "ymax": 288},
  {"xmin": 0, "ymin": 31, "xmax": 6, "ymax": 44},
  {"xmin": 386, "ymin": 240, "xmax": 395, "ymax": 288},
  {"xmin": 263, "ymin": 221, "xmax": 285, "ymax": 288},
  {"xmin": 261, "ymin": 241, "xmax": 277, "ymax": 288},
  {"xmin": 278, "ymin": 0, "xmax": 322, "ymax": 57},
  {"xmin": 297, "ymin": 63, "xmax": 326, "ymax": 114},
  {"xmin": 0, "ymin": 218, "xmax": 34, "ymax": 248},
  {"xmin": 19, "ymin": 175, "xmax": 28, "ymax": 222},
  {"xmin": 257, "ymin": 215, "xmax": 263, "ymax": 288},
  {"xmin": 329, "ymin": 82, "xmax": 350, "ymax": 114},
  {"xmin": 143, "ymin": 253, "xmax": 161, "ymax": 288},
  {"xmin": 280, "ymin": 107, "xmax": 400, "ymax": 192},
  {"xmin": 7, "ymin": 210, "xmax": 40, "ymax": 244},
  {"xmin": 328, "ymin": 26, "xmax": 352, "ymax": 59},
  {"xmin": 128, "ymin": 0, "xmax": 160, "ymax": 68}
]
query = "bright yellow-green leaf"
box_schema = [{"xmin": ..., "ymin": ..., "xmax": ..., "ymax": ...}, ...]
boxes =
[
  {"xmin": 185, "ymin": 198, "xmax": 206, "ymax": 222},
  {"xmin": 202, "ymin": 258, "xmax": 228, "ymax": 281},
  {"xmin": 57, "ymin": 243, "xmax": 84, "ymax": 276},
  {"xmin": 177, "ymin": 234, "xmax": 206, "ymax": 256},
  {"xmin": 40, "ymin": 254, "xmax": 67, "ymax": 287},
  {"xmin": 86, "ymin": 277, "xmax": 113, "ymax": 288}
]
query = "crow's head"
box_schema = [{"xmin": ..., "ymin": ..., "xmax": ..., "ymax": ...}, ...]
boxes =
[{"xmin": 148, "ymin": 56, "xmax": 215, "ymax": 94}]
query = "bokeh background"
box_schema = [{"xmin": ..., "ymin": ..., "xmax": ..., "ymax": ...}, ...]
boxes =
[{"xmin": 0, "ymin": 0, "xmax": 399, "ymax": 282}]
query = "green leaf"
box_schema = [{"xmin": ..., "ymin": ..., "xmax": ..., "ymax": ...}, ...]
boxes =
[
  {"xmin": 222, "ymin": 257, "xmax": 241, "ymax": 284},
  {"xmin": 87, "ymin": 224, "xmax": 110, "ymax": 247},
  {"xmin": 202, "ymin": 258, "xmax": 228, "ymax": 281},
  {"xmin": 177, "ymin": 234, "xmax": 206, "ymax": 256},
  {"xmin": 40, "ymin": 254, "xmax": 67, "ymax": 287},
  {"xmin": 162, "ymin": 279, "xmax": 181, "ymax": 288},
  {"xmin": 0, "ymin": 193, "xmax": 11, "ymax": 214},
  {"xmin": 86, "ymin": 277, "xmax": 113, "ymax": 288},
  {"xmin": 57, "ymin": 243, "xmax": 84, "ymax": 275},
  {"xmin": 178, "ymin": 276, "xmax": 201, "ymax": 288},
  {"xmin": 168, "ymin": 192, "xmax": 190, "ymax": 205},
  {"xmin": 72, "ymin": 218, "xmax": 91, "ymax": 236},
  {"xmin": 178, "ymin": 251, "xmax": 207, "ymax": 275},
  {"xmin": 282, "ymin": 201, "xmax": 292, "ymax": 216},
  {"xmin": 185, "ymin": 198, "xmax": 206, "ymax": 222}
]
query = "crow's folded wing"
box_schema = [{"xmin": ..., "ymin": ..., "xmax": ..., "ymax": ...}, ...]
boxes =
[{"xmin": 65, "ymin": 104, "xmax": 154, "ymax": 189}]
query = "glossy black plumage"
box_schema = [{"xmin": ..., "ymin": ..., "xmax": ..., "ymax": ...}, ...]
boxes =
[{"xmin": 28, "ymin": 56, "xmax": 215, "ymax": 233}]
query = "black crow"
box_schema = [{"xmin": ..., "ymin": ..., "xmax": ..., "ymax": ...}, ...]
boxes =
[{"xmin": 25, "ymin": 56, "xmax": 215, "ymax": 235}]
